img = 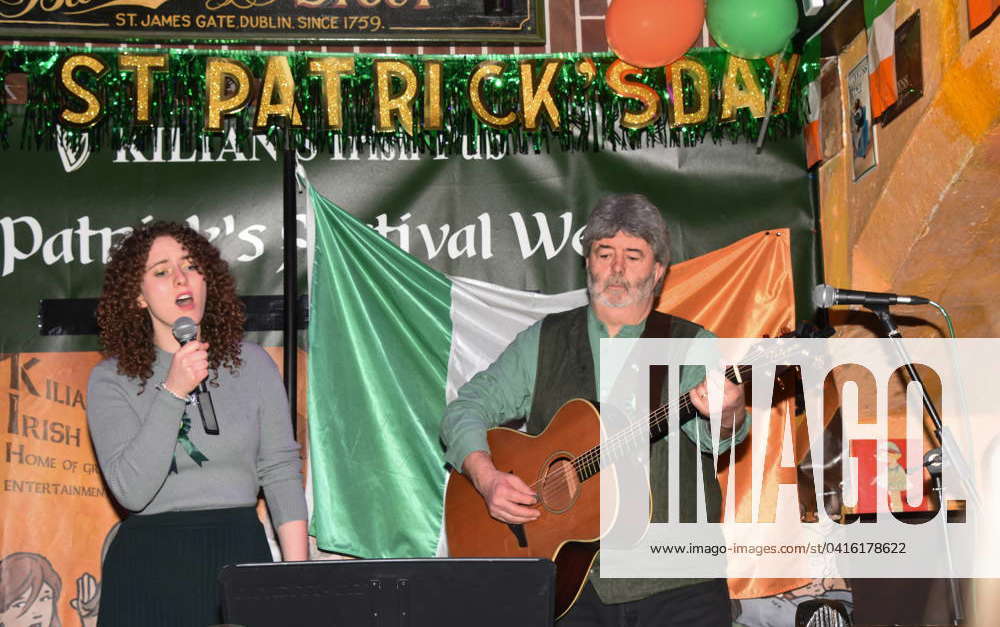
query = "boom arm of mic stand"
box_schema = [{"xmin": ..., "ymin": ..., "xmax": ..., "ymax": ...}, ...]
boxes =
[{"xmin": 867, "ymin": 304, "xmax": 944, "ymax": 439}]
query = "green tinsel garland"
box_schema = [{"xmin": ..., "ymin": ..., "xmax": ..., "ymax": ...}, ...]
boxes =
[{"xmin": 0, "ymin": 45, "xmax": 807, "ymax": 155}]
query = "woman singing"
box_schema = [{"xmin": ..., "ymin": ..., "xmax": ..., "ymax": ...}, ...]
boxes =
[{"xmin": 87, "ymin": 222, "xmax": 307, "ymax": 626}]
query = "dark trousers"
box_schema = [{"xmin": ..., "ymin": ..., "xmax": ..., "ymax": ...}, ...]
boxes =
[{"xmin": 559, "ymin": 580, "xmax": 732, "ymax": 627}]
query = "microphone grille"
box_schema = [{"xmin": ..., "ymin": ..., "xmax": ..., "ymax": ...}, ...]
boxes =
[
  {"xmin": 813, "ymin": 284, "xmax": 837, "ymax": 309},
  {"xmin": 172, "ymin": 316, "xmax": 198, "ymax": 343}
]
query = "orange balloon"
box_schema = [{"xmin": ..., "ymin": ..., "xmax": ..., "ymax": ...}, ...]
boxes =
[{"xmin": 605, "ymin": 0, "xmax": 706, "ymax": 68}]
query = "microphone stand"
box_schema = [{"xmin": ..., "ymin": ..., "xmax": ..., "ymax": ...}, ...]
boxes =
[
  {"xmin": 866, "ymin": 304, "xmax": 968, "ymax": 626},
  {"xmin": 281, "ymin": 118, "xmax": 298, "ymax": 439}
]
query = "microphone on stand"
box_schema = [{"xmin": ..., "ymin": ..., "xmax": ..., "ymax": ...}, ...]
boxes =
[
  {"xmin": 812, "ymin": 284, "xmax": 930, "ymax": 309},
  {"xmin": 171, "ymin": 316, "xmax": 220, "ymax": 435}
]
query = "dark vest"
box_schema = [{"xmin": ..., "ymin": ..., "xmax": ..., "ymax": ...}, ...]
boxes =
[{"xmin": 529, "ymin": 306, "xmax": 723, "ymax": 604}]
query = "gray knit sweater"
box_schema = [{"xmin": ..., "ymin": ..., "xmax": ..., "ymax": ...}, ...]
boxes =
[{"xmin": 87, "ymin": 342, "xmax": 307, "ymax": 528}]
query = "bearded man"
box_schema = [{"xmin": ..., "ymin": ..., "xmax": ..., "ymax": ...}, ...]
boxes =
[{"xmin": 440, "ymin": 193, "xmax": 749, "ymax": 626}]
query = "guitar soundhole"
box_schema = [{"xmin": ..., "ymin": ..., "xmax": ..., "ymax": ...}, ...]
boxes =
[{"xmin": 539, "ymin": 455, "xmax": 580, "ymax": 514}]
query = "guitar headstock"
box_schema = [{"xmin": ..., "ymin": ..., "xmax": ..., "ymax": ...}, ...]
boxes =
[{"xmin": 727, "ymin": 322, "xmax": 834, "ymax": 383}]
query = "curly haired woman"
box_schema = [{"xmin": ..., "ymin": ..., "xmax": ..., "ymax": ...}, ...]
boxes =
[{"xmin": 87, "ymin": 222, "xmax": 307, "ymax": 626}]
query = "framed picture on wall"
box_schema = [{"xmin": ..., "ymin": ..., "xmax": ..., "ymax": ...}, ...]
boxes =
[
  {"xmin": 820, "ymin": 58, "xmax": 843, "ymax": 161},
  {"xmin": 847, "ymin": 57, "xmax": 878, "ymax": 180},
  {"xmin": 882, "ymin": 11, "xmax": 924, "ymax": 126},
  {"xmin": 845, "ymin": 438, "xmax": 933, "ymax": 514}
]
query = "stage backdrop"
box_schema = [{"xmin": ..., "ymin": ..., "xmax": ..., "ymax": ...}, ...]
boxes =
[{"xmin": 0, "ymin": 103, "xmax": 816, "ymax": 625}]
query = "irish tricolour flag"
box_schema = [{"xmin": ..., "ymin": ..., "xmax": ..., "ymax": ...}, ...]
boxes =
[
  {"xmin": 802, "ymin": 36, "xmax": 822, "ymax": 168},
  {"xmin": 301, "ymin": 172, "xmax": 798, "ymax": 561},
  {"xmin": 304, "ymin": 178, "xmax": 585, "ymax": 558},
  {"xmin": 864, "ymin": 0, "xmax": 898, "ymax": 119}
]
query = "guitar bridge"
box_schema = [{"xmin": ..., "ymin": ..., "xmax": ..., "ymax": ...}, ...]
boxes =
[{"xmin": 507, "ymin": 523, "xmax": 528, "ymax": 548}]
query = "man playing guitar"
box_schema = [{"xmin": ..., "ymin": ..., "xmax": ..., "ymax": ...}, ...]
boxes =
[{"xmin": 440, "ymin": 193, "xmax": 749, "ymax": 626}]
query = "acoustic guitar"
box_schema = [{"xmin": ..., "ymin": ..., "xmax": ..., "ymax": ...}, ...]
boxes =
[
  {"xmin": 444, "ymin": 329, "xmax": 819, "ymax": 619},
  {"xmin": 444, "ymin": 370, "xmax": 749, "ymax": 618}
]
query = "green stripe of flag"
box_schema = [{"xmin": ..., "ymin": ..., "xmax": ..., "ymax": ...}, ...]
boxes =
[
  {"xmin": 803, "ymin": 36, "xmax": 821, "ymax": 84},
  {"xmin": 864, "ymin": 0, "xmax": 895, "ymax": 27},
  {"xmin": 307, "ymin": 184, "xmax": 452, "ymax": 558}
]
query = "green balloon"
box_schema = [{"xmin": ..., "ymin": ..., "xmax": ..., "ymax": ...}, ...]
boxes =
[{"xmin": 707, "ymin": 0, "xmax": 799, "ymax": 59}]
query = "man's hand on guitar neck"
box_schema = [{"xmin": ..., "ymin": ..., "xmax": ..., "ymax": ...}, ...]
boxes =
[
  {"xmin": 688, "ymin": 377, "xmax": 747, "ymax": 440},
  {"xmin": 463, "ymin": 450, "xmax": 541, "ymax": 524}
]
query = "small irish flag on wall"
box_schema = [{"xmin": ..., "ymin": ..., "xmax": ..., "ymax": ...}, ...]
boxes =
[
  {"xmin": 802, "ymin": 36, "xmax": 822, "ymax": 168},
  {"xmin": 864, "ymin": 0, "xmax": 898, "ymax": 119}
]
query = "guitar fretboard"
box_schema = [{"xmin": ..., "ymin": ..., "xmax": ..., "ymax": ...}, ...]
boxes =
[{"xmin": 572, "ymin": 364, "xmax": 755, "ymax": 483}]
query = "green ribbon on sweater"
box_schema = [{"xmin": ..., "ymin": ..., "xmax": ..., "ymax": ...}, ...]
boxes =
[{"xmin": 170, "ymin": 413, "xmax": 209, "ymax": 474}]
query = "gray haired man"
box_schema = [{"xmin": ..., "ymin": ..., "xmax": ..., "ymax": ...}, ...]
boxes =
[{"xmin": 441, "ymin": 194, "xmax": 747, "ymax": 626}]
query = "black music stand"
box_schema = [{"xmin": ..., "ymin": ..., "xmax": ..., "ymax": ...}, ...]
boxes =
[{"xmin": 219, "ymin": 558, "xmax": 556, "ymax": 627}]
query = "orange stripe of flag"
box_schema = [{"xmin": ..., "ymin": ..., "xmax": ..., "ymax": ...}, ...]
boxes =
[
  {"xmin": 868, "ymin": 55, "xmax": 896, "ymax": 118},
  {"xmin": 805, "ymin": 120, "xmax": 821, "ymax": 167}
]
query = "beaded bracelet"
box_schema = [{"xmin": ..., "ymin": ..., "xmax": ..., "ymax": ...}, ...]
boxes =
[{"xmin": 157, "ymin": 381, "xmax": 189, "ymax": 403}]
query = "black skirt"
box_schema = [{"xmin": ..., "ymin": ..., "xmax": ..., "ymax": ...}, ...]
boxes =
[{"xmin": 98, "ymin": 507, "xmax": 273, "ymax": 627}]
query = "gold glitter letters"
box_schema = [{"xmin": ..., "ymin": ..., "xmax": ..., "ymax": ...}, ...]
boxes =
[
  {"xmin": 375, "ymin": 60, "xmax": 418, "ymax": 135},
  {"xmin": 255, "ymin": 56, "xmax": 304, "ymax": 130},
  {"xmin": 668, "ymin": 57, "xmax": 709, "ymax": 126},
  {"xmin": 468, "ymin": 61, "xmax": 517, "ymax": 129},
  {"xmin": 58, "ymin": 54, "xmax": 108, "ymax": 128},
  {"xmin": 766, "ymin": 53, "xmax": 800, "ymax": 116},
  {"xmin": 118, "ymin": 54, "xmax": 167, "ymax": 125},
  {"xmin": 308, "ymin": 57, "xmax": 354, "ymax": 130},
  {"xmin": 423, "ymin": 60, "xmax": 444, "ymax": 131},
  {"xmin": 575, "ymin": 58, "xmax": 597, "ymax": 88},
  {"xmin": 205, "ymin": 58, "xmax": 252, "ymax": 132},
  {"xmin": 721, "ymin": 57, "xmax": 765, "ymax": 120},
  {"xmin": 605, "ymin": 59, "xmax": 660, "ymax": 129},
  {"xmin": 519, "ymin": 59, "xmax": 562, "ymax": 131}
]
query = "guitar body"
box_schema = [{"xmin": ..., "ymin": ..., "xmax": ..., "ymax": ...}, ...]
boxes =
[{"xmin": 445, "ymin": 399, "xmax": 615, "ymax": 619}]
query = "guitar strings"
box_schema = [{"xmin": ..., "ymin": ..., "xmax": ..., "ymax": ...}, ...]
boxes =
[
  {"xmin": 572, "ymin": 362, "xmax": 757, "ymax": 481},
  {"xmin": 530, "ymin": 360, "xmax": 766, "ymax": 505},
  {"xmin": 532, "ymin": 357, "xmax": 777, "ymax": 506},
  {"xmin": 530, "ymin": 388, "xmax": 705, "ymax": 501},
  {"xmin": 529, "ymin": 336, "xmax": 809, "ymax": 506}
]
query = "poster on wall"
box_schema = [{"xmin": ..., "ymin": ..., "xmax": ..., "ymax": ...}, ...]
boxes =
[
  {"xmin": 846, "ymin": 439, "xmax": 933, "ymax": 514},
  {"xmin": 820, "ymin": 58, "xmax": 843, "ymax": 162},
  {"xmin": 848, "ymin": 57, "xmax": 878, "ymax": 181},
  {"xmin": 881, "ymin": 11, "xmax": 924, "ymax": 126}
]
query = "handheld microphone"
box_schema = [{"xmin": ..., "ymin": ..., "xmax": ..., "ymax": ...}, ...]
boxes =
[
  {"xmin": 813, "ymin": 284, "xmax": 930, "ymax": 309},
  {"xmin": 171, "ymin": 316, "xmax": 220, "ymax": 435}
]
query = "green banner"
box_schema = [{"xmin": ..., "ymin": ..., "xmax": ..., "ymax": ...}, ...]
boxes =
[{"xmin": 0, "ymin": 105, "xmax": 816, "ymax": 354}]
